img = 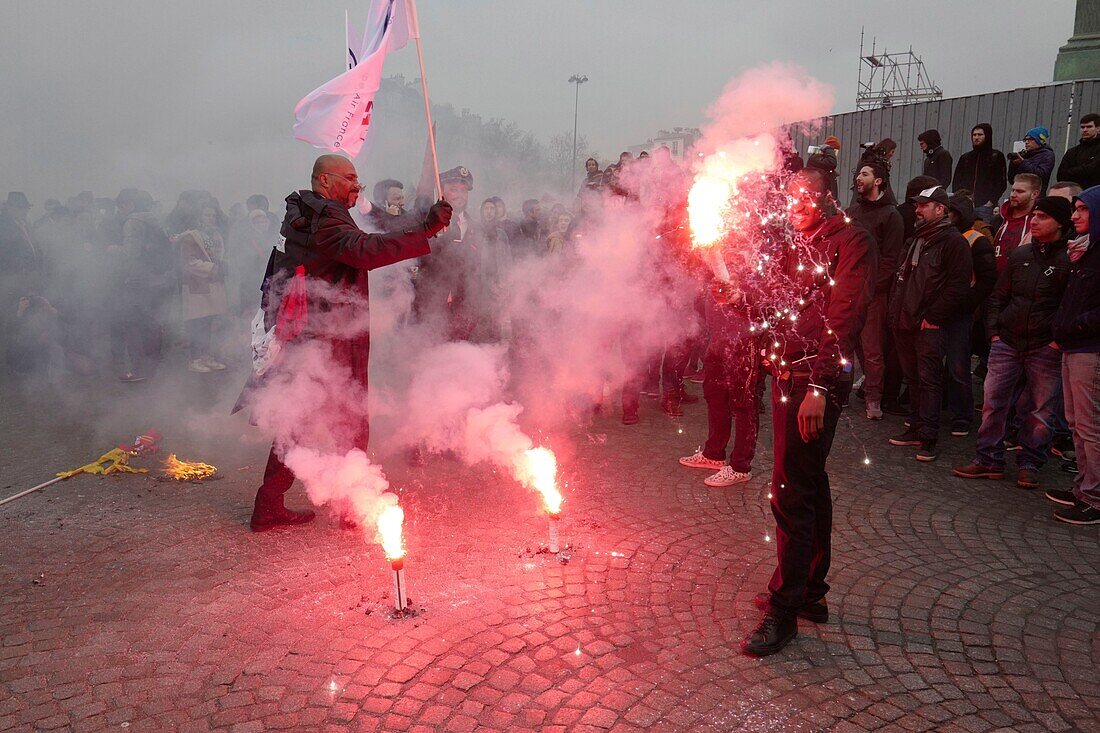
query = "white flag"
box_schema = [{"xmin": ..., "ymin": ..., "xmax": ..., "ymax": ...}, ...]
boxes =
[{"xmin": 294, "ymin": 0, "xmax": 411, "ymax": 157}]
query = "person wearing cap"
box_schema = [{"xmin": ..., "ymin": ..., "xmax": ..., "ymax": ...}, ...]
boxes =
[
  {"xmin": 944, "ymin": 192, "xmax": 998, "ymax": 437},
  {"xmin": 918, "ymin": 130, "xmax": 953, "ymax": 188},
  {"xmin": 954, "ymin": 196, "xmax": 1072, "ymax": 490},
  {"xmin": 951, "ymin": 123, "xmax": 1007, "ymax": 223},
  {"xmin": 887, "ymin": 184, "xmax": 973, "ymax": 462},
  {"xmin": 1047, "ymin": 186, "xmax": 1100, "ymax": 523},
  {"xmin": 1057, "ymin": 114, "xmax": 1100, "ymax": 191},
  {"xmin": 1009, "ymin": 126, "xmax": 1057, "ymax": 194},
  {"xmin": 413, "ymin": 165, "xmax": 487, "ymax": 341},
  {"xmin": 237, "ymin": 154, "xmax": 452, "ymax": 532},
  {"xmin": 847, "ymin": 160, "xmax": 904, "ymax": 420}
]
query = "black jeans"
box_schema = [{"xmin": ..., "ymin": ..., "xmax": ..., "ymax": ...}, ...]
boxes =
[
  {"xmin": 766, "ymin": 374, "xmax": 844, "ymax": 617},
  {"xmin": 895, "ymin": 326, "xmax": 948, "ymax": 443},
  {"xmin": 702, "ymin": 352, "xmax": 762, "ymax": 472}
]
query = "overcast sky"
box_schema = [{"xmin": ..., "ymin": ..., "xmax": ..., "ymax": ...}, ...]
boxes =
[{"xmin": 0, "ymin": 0, "xmax": 1077, "ymax": 206}]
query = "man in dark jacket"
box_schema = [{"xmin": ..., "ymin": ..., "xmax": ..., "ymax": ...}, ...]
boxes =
[
  {"xmin": 918, "ymin": 130, "xmax": 953, "ymax": 188},
  {"xmin": 247, "ymin": 154, "xmax": 452, "ymax": 532},
  {"xmin": 1056, "ymin": 114, "xmax": 1100, "ymax": 190},
  {"xmin": 951, "ymin": 123, "xmax": 1007, "ymax": 221},
  {"xmin": 888, "ymin": 185, "xmax": 973, "ymax": 461},
  {"xmin": 954, "ymin": 196, "xmax": 1072, "ymax": 489},
  {"xmin": 944, "ymin": 193, "xmax": 998, "ymax": 436},
  {"xmin": 1008, "ymin": 127, "xmax": 1057, "ymax": 194},
  {"xmin": 847, "ymin": 160, "xmax": 904, "ymax": 419},
  {"xmin": 1047, "ymin": 186, "xmax": 1100, "ymax": 524},
  {"xmin": 740, "ymin": 167, "xmax": 875, "ymax": 657}
]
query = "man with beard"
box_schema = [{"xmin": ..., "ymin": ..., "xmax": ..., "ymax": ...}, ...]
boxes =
[
  {"xmin": 243, "ymin": 154, "xmax": 451, "ymax": 532},
  {"xmin": 992, "ymin": 174, "xmax": 1041, "ymax": 271},
  {"xmin": 739, "ymin": 167, "xmax": 875, "ymax": 656},
  {"xmin": 847, "ymin": 161, "xmax": 904, "ymax": 420},
  {"xmin": 952, "ymin": 123, "xmax": 1008, "ymax": 222},
  {"xmin": 1057, "ymin": 114, "xmax": 1100, "ymax": 190},
  {"xmin": 887, "ymin": 186, "xmax": 973, "ymax": 462}
]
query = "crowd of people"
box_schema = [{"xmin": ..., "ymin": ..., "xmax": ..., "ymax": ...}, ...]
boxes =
[
  {"xmin": 1, "ymin": 115, "xmax": 1098, "ymax": 539},
  {"xmin": 701, "ymin": 114, "xmax": 1097, "ymax": 529}
]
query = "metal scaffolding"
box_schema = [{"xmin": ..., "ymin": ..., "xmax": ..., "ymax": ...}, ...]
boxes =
[{"xmin": 856, "ymin": 29, "xmax": 943, "ymax": 110}]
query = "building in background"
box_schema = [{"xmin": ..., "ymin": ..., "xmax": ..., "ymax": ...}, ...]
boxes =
[{"xmin": 628, "ymin": 127, "xmax": 701, "ymax": 162}]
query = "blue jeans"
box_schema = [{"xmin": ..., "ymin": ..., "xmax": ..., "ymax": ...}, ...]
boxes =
[
  {"xmin": 1065, "ymin": 352, "xmax": 1100, "ymax": 509},
  {"xmin": 975, "ymin": 340, "xmax": 1063, "ymax": 470},
  {"xmin": 944, "ymin": 314, "xmax": 974, "ymax": 430}
]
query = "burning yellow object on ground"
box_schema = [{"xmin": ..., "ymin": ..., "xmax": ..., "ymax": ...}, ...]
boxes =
[{"xmin": 163, "ymin": 454, "xmax": 218, "ymax": 481}]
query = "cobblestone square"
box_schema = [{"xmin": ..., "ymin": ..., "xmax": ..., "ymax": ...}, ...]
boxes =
[{"xmin": 2, "ymin": 378, "xmax": 1099, "ymax": 732}]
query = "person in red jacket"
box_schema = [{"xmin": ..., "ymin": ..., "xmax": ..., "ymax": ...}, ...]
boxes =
[{"xmin": 242, "ymin": 154, "xmax": 451, "ymax": 532}]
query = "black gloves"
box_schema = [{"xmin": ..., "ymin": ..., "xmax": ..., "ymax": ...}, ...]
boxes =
[{"xmin": 424, "ymin": 200, "xmax": 453, "ymax": 237}]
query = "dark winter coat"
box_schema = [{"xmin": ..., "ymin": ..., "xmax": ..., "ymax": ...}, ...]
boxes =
[
  {"xmin": 847, "ymin": 194, "xmax": 904, "ymax": 295},
  {"xmin": 1056, "ymin": 136, "xmax": 1100, "ymax": 190},
  {"xmin": 951, "ymin": 124, "xmax": 1007, "ymax": 206},
  {"xmin": 950, "ymin": 195, "xmax": 998, "ymax": 312},
  {"xmin": 986, "ymin": 237, "xmax": 1071, "ymax": 352},
  {"xmin": 1053, "ymin": 185, "xmax": 1100, "ymax": 352},
  {"xmin": 888, "ymin": 217, "xmax": 973, "ymax": 331},
  {"xmin": 1008, "ymin": 145, "xmax": 1056, "ymax": 193},
  {"xmin": 922, "ymin": 146, "xmax": 953, "ymax": 188},
  {"xmin": 776, "ymin": 214, "xmax": 876, "ymax": 392},
  {"xmin": 270, "ymin": 189, "xmax": 431, "ymax": 386}
]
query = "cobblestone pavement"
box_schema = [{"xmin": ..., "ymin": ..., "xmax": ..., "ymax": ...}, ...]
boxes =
[{"xmin": 2, "ymin": 374, "xmax": 1099, "ymax": 733}]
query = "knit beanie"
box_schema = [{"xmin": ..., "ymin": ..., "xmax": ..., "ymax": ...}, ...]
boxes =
[
  {"xmin": 1033, "ymin": 195, "xmax": 1073, "ymax": 233},
  {"xmin": 1024, "ymin": 126, "xmax": 1050, "ymax": 145},
  {"xmin": 824, "ymin": 135, "xmax": 842, "ymax": 152}
]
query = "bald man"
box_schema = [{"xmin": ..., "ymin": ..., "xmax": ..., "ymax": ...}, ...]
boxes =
[{"xmin": 240, "ymin": 154, "xmax": 451, "ymax": 532}]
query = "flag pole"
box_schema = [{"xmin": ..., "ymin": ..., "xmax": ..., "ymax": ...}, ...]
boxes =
[
  {"xmin": 406, "ymin": 0, "xmax": 442, "ymax": 199},
  {"xmin": 345, "ymin": 9, "xmax": 350, "ymax": 69}
]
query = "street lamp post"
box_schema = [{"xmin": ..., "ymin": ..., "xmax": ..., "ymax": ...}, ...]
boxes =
[{"xmin": 568, "ymin": 74, "xmax": 588, "ymax": 192}]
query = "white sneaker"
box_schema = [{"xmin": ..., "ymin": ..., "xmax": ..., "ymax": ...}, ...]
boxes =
[
  {"xmin": 866, "ymin": 401, "xmax": 883, "ymax": 420},
  {"xmin": 202, "ymin": 356, "xmax": 227, "ymax": 371},
  {"xmin": 704, "ymin": 466, "xmax": 752, "ymax": 487},
  {"xmin": 188, "ymin": 359, "xmax": 212, "ymax": 373},
  {"xmin": 679, "ymin": 450, "xmax": 726, "ymax": 471}
]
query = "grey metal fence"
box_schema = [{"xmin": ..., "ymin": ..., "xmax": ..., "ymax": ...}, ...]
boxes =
[{"xmin": 791, "ymin": 79, "xmax": 1100, "ymax": 200}]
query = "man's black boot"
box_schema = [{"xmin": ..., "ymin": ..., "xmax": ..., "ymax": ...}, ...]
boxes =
[
  {"xmin": 740, "ymin": 611, "xmax": 798, "ymax": 657},
  {"xmin": 251, "ymin": 495, "xmax": 316, "ymax": 532},
  {"xmin": 754, "ymin": 592, "xmax": 828, "ymax": 623}
]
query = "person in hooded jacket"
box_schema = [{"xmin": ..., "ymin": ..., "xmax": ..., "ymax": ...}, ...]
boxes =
[
  {"xmin": 944, "ymin": 192, "xmax": 998, "ymax": 436},
  {"xmin": 951, "ymin": 123, "xmax": 1007, "ymax": 222},
  {"xmin": 1008, "ymin": 127, "xmax": 1057, "ymax": 194},
  {"xmin": 1056, "ymin": 114, "xmax": 1100, "ymax": 190},
  {"xmin": 954, "ymin": 196, "xmax": 1072, "ymax": 490},
  {"xmin": 918, "ymin": 130, "xmax": 953, "ymax": 188},
  {"xmin": 847, "ymin": 160, "xmax": 904, "ymax": 420},
  {"xmin": 887, "ymin": 185, "xmax": 973, "ymax": 462},
  {"xmin": 1047, "ymin": 186, "xmax": 1100, "ymax": 524},
  {"xmin": 240, "ymin": 154, "xmax": 452, "ymax": 532}
]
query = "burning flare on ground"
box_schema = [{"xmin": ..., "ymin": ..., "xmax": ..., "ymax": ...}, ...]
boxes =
[
  {"xmin": 163, "ymin": 454, "xmax": 217, "ymax": 481},
  {"xmin": 517, "ymin": 447, "xmax": 563, "ymax": 514},
  {"xmin": 377, "ymin": 504, "xmax": 406, "ymax": 561}
]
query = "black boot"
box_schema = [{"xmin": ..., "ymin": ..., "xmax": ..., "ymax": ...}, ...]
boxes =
[
  {"xmin": 754, "ymin": 593, "xmax": 828, "ymax": 623},
  {"xmin": 250, "ymin": 494, "xmax": 315, "ymax": 532},
  {"xmin": 740, "ymin": 612, "xmax": 797, "ymax": 656}
]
